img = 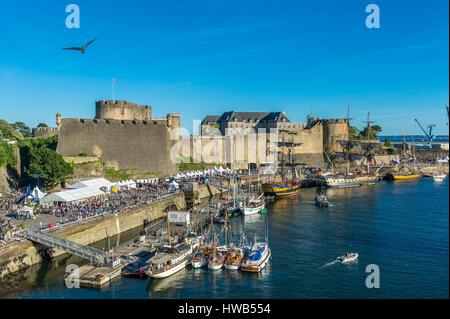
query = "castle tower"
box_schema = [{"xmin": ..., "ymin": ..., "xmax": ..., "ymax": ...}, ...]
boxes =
[
  {"xmin": 95, "ymin": 100, "xmax": 152, "ymax": 121},
  {"xmin": 322, "ymin": 119, "xmax": 349, "ymax": 155}
]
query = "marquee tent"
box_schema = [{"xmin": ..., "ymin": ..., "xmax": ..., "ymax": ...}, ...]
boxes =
[
  {"xmin": 67, "ymin": 178, "xmax": 113, "ymax": 191},
  {"xmin": 44, "ymin": 187, "xmax": 105, "ymax": 203}
]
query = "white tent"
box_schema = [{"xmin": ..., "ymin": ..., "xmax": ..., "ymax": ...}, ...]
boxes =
[
  {"xmin": 17, "ymin": 206, "xmax": 34, "ymax": 219},
  {"xmin": 68, "ymin": 178, "xmax": 113, "ymax": 191},
  {"xmin": 27, "ymin": 187, "xmax": 46, "ymax": 202},
  {"xmin": 44, "ymin": 187, "xmax": 105, "ymax": 203}
]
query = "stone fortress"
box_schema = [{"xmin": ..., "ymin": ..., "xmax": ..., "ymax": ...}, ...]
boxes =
[
  {"xmin": 55, "ymin": 100, "xmax": 180, "ymax": 175},
  {"xmin": 33, "ymin": 100, "xmax": 349, "ymax": 175},
  {"xmin": 199, "ymin": 111, "xmax": 349, "ymax": 169}
]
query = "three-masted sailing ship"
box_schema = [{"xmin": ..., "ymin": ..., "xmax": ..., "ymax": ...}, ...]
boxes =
[{"xmin": 263, "ymin": 130, "xmax": 301, "ymax": 198}]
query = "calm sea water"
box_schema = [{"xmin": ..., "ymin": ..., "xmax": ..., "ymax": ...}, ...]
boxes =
[{"xmin": 2, "ymin": 178, "xmax": 448, "ymax": 299}]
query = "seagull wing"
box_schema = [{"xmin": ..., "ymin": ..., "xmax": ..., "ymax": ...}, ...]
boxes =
[
  {"xmin": 84, "ymin": 38, "xmax": 97, "ymax": 49},
  {"xmin": 63, "ymin": 47, "xmax": 83, "ymax": 51}
]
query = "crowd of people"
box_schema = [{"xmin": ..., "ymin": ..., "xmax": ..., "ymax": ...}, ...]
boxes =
[
  {"xmin": 0, "ymin": 172, "xmax": 233, "ymax": 242},
  {"xmin": 0, "ymin": 218, "xmax": 22, "ymax": 248},
  {"xmin": 39, "ymin": 181, "xmax": 180, "ymax": 229}
]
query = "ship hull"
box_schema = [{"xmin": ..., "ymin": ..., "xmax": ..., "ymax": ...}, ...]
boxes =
[
  {"xmin": 243, "ymin": 203, "xmax": 265, "ymax": 215},
  {"xmin": 241, "ymin": 248, "xmax": 271, "ymax": 273},
  {"xmin": 263, "ymin": 183, "xmax": 301, "ymax": 198},
  {"xmin": 147, "ymin": 260, "xmax": 188, "ymax": 279}
]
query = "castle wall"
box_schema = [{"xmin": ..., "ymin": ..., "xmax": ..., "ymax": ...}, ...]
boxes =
[
  {"xmin": 56, "ymin": 118, "xmax": 177, "ymax": 175},
  {"xmin": 95, "ymin": 100, "xmax": 151, "ymax": 121},
  {"xmin": 31, "ymin": 127, "xmax": 58, "ymax": 139}
]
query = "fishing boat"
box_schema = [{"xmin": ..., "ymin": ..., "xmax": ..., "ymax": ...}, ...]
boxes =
[
  {"xmin": 337, "ymin": 252, "xmax": 359, "ymax": 263},
  {"xmin": 145, "ymin": 243, "xmax": 194, "ymax": 279},
  {"xmin": 240, "ymin": 242, "xmax": 271, "ymax": 272}
]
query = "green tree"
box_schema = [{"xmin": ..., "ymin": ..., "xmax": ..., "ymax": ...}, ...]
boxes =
[
  {"xmin": 349, "ymin": 125, "xmax": 361, "ymax": 140},
  {"xmin": 360, "ymin": 125, "xmax": 382, "ymax": 140},
  {"xmin": 0, "ymin": 120, "xmax": 23, "ymax": 141},
  {"xmin": 37, "ymin": 123, "xmax": 48, "ymax": 128},
  {"xmin": 25, "ymin": 147, "xmax": 72, "ymax": 188},
  {"xmin": 0, "ymin": 142, "xmax": 16, "ymax": 167},
  {"xmin": 12, "ymin": 122, "xmax": 31, "ymax": 138}
]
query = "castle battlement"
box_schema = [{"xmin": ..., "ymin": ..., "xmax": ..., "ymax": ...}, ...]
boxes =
[{"xmin": 95, "ymin": 100, "xmax": 152, "ymax": 121}]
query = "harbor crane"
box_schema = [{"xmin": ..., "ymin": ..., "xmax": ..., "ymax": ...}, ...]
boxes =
[{"xmin": 414, "ymin": 118, "xmax": 435, "ymax": 145}]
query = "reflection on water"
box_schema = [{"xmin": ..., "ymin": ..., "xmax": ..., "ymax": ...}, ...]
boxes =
[{"xmin": 2, "ymin": 179, "xmax": 448, "ymax": 299}]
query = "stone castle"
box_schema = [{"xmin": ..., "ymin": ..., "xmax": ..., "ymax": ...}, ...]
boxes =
[
  {"xmin": 54, "ymin": 100, "xmax": 180, "ymax": 175},
  {"xmin": 199, "ymin": 111, "xmax": 349, "ymax": 169},
  {"xmin": 33, "ymin": 100, "xmax": 349, "ymax": 174}
]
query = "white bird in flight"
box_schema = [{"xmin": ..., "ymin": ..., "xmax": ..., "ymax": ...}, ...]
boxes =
[{"xmin": 63, "ymin": 38, "xmax": 97, "ymax": 54}]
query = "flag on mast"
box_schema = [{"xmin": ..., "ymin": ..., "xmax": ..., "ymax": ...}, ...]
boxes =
[{"xmin": 112, "ymin": 78, "xmax": 118, "ymax": 100}]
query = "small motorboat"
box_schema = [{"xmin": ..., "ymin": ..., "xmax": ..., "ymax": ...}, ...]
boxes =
[
  {"xmin": 433, "ymin": 174, "xmax": 446, "ymax": 182},
  {"xmin": 314, "ymin": 194, "xmax": 329, "ymax": 207},
  {"xmin": 337, "ymin": 252, "xmax": 358, "ymax": 263}
]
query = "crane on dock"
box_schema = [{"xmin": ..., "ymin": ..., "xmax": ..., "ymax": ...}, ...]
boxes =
[{"xmin": 414, "ymin": 118, "xmax": 435, "ymax": 145}]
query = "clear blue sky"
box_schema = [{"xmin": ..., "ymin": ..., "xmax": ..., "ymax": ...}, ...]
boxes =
[{"xmin": 0, "ymin": 0, "xmax": 448, "ymax": 135}]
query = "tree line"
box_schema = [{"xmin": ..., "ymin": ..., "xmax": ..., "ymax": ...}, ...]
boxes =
[{"xmin": 0, "ymin": 120, "xmax": 72, "ymax": 190}]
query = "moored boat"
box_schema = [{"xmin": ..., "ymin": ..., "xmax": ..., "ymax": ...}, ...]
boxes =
[
  {"xmin": 242, "ymin": 198, "xmax": 265, "ymax": 215},
  {"xmin": 191, "ymin": 251, "xmax": 208, "ymax": 269},
  {"xmin": 263, "ymin": 182, "xmax": 301, "ymax": 198},
  {"xmin": 240, "ymin": 242, "xmax": 271, "ymax": 273},
  {"xmin": 224, "ymin": 247, "xmax": 245, "ymax": 270},
  {"xmin": 145, "ymin": 244, "xmax": 194, "ymax": 279},
  {"xmin": 207, "ymin": 247, "xmax": 227, "ymax": 270}
]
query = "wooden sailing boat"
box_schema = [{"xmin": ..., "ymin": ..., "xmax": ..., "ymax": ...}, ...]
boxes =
[
  {"xmin": 387, "ymin": 130, "xmax": 421, "ymax": 180},
  {"xmin": 263, "ymin": 130, "xmax": 301, "ymax": 198}
]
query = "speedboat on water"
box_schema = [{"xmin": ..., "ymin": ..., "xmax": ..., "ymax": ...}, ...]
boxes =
[
  {"xmin": 337, "ymin": 252, "xmax": 358, "ymax": 263},
  {"xmin": 314, "ymin": 194, "xmax": 329, "ymax": 207},
  {"xmin": 240, "ymin": 242, "xmax": 271, "ymax": 272},
  {"xmin": 433, "ymin": 174, "xmax": 446, "ymax": 182}
]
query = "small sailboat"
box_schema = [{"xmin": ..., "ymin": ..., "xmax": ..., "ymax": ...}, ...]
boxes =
[
  {"xmin": 207, "ymin": 246, "xmax": 227, "ymax": 270},
  {"xmin": 242, "ymin": 197, "xmax": 265, "ymax": 215},
  {"xmin": 191, "ymin": 251, "xmax": 208, "ymax": 268},
  {"xmin": 224, "ymin": 247, "xmax": 245, "ymax": 270}
]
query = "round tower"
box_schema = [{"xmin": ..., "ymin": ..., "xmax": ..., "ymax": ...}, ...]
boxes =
[
  {"xmin": 95, "ymin": 100, "xmax": 151, "ymax": 120},
  {"xmin": 322, "ymin": 119, "xmax": 349, "ymax": 154}
]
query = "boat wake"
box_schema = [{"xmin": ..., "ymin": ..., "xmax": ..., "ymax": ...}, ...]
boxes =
[{"xmin": 319, "ymin": 260, "xmax": 339, "ymax": 269}]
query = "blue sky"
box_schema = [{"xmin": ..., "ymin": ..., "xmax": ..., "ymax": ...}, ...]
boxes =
[{"xmin": 0, "ymin": 0, "xmax": 448, "ymax": 134}]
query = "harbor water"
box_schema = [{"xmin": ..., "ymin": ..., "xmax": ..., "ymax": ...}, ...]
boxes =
[{"xmin": 2, "ymin": 178, "xmax": 448, "ymax": 299}]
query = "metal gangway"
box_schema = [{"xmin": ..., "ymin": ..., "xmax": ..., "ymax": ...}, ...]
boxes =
[{"xmin": 23, "ymin": 229, "xmax": 116, "ymax": 266}]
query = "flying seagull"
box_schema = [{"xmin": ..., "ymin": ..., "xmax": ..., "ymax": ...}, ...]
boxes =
[{"xmin": 63, "ymin": 38, "xmax": 97, "ymax": 54}]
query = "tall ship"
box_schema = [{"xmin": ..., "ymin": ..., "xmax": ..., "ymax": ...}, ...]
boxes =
[
  {"xmin": 263, "ymin": 130, "xmax": 302, "ymax": 198},
  {"xmin": 386, "ymin": 132, "xmax": 421, "ymax": 181},
  {"xmin": 320, "ymin": 111, "xmax": 382, "ymax": 187}
]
